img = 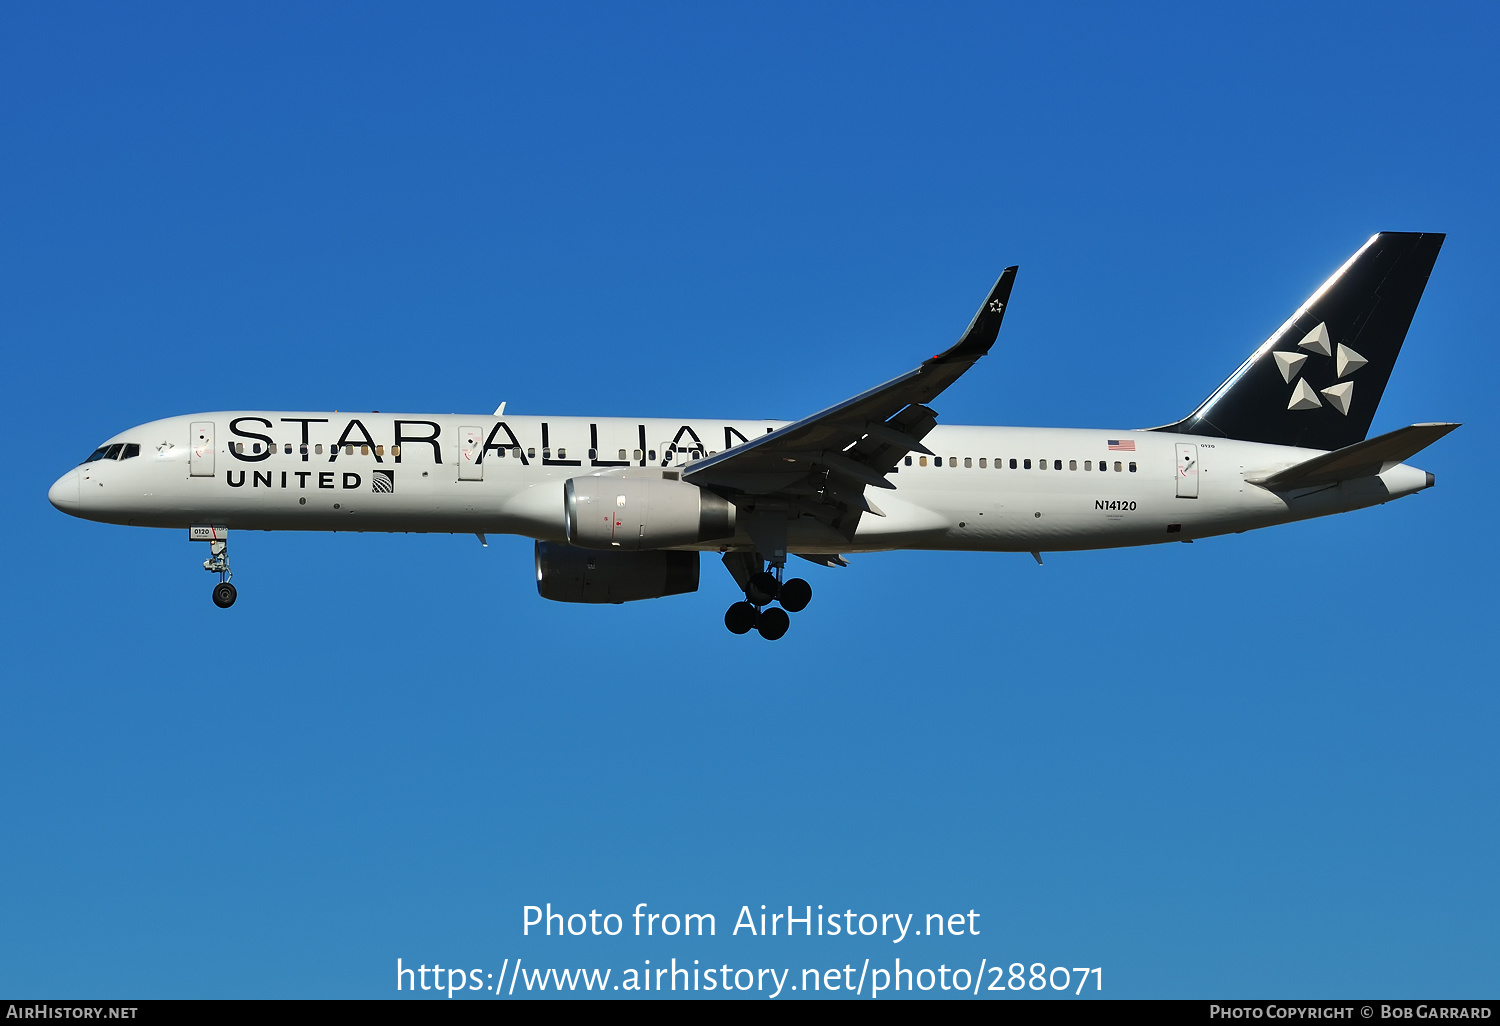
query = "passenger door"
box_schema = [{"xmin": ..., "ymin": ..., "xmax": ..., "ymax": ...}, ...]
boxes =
[
  {"xmin": 190, "ymin": 422, "xmax": 215, "ymax": 477},
  {"xmin": 458, "ymin": 425, "xmax": 483, "ymax": 481},
  {"xmin": 1175, "ymin": 443, "xmax": 1198, "ymax": 499}
]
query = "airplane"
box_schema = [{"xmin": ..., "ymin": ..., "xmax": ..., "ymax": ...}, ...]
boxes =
[{"xmin": 48, "ymin": 231, "xmax": 1456, "ymax": 640}]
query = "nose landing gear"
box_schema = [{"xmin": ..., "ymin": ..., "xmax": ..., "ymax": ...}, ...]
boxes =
[{"xmin": 198, "ymin": 530, "xmax": 236, "ymax": 608}]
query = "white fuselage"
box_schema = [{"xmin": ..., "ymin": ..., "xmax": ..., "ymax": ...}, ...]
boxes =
[{"xmin": 48, "ymin": 412, "xmax": 1435, "ymax": 553}]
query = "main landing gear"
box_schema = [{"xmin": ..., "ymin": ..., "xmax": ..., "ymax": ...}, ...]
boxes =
[{"xmin": 722, "ymin": 560, "xmax": 812, "ymax": 641}]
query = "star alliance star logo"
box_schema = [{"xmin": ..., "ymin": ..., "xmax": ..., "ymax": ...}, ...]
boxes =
[
  {"xmin": 987, "ymin": 299, "xmax": 1005, "ymax": 314},
  {"xmin": 1276, "ymin": 322, "xmax": 1366, "ymax": 415}
]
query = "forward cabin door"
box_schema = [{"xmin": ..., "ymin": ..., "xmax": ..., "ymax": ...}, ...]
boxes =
[
  {"xmin": 1175, "ymin": 442, "xmax": 1199, "ymax": 498},
  {"xmin": 458, "ymin": 425, "xmax": 483, "ymax": 481},
  {"xmin": 190, "ymin": 421, "xmax": 215, "ymax": 477}
]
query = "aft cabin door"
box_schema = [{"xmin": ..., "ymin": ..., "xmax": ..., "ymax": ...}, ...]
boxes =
[
  {"xmin": 190, "ymin": 422, "xmax": 215, "ymax": 477},
  {"xmin": 458, "ymin": 425, "xmax": 483, "ymax": 481},
  {"xmin": 1175, "ymin": 443, "xmax": 1198, "ymax": 499}
]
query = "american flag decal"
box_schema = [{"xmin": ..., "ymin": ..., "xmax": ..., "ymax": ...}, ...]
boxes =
[{"xmin": 1107, "ymin": 439, "xmax": 1136, "ymax": 451}]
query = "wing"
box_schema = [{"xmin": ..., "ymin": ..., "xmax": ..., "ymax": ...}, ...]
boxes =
[{"xmin": 684, "ymin": 266, "xmax": 1017, "ymax": 537}]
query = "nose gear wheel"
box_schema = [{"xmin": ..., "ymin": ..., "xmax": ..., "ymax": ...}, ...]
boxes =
[{"xmin": 201, "ymin": 536, "xmax": 238, "ymax": 607}]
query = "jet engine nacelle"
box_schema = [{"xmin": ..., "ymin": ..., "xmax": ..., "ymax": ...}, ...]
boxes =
[
  {"xmin": 564, "ymin": 475, "xmax": 734, "ymax": 551},
  {"xmin": 534, "ymin": 542, "xmax": 699, "ymax": 604}
]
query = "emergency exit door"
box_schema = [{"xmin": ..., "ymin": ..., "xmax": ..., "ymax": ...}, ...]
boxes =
[
  {"xmin": 1175, "ymin": 442, "xmax": 1198, "ymax": 498},
  {"xmin": 190, "ymin": 422, "xmax": 215, "ymax": 477},
  {"xmin": 458, "ymin": 425, "xmax": 483, "ymax": 481}
]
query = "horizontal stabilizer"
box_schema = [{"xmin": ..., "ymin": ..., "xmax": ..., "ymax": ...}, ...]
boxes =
[{"xmin": 1246, "ymin": 422, "xmax": 1459, "ymax": 490}]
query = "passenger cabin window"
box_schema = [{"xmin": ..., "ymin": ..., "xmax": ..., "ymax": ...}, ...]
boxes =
[
  {"xmin": 283, "ymin": 443, "xmax": 292, "ymax": 454},
  {"xmin": 964, "ymin": 457, "xmax": 972, "ymax": 468},
  {"xmin": 919, "ymin": 456, "xmax": 928, "ymax": 467},
  {"xmin": 391, "ymin": 446, "xmax": 401, "ymax": 457},
  {"xmin": 1053, "ymin": 460, "xmax": 1061, "ymax": 470},
  {"xmin": 618, "ymin": 449, "xmax": 628, "ymax": 460},
  {"xmin": 1069, "ymin": 459, "xmax": 1077, "ymax": 470},
  {"xmin": 647, "ymin": 450, "xmax": 656, "ymax": 460},
  {"xmin": 495, "ymin": 447, "xmax": 506, "ymax": 458},
  {"xmin": 1114, "ymin": 461, "xmax": 1123, "ymax": 472},
  {"xmin": 376, "ymin": 445, "xmax": 385, "ymax": 456},
  {"xmin": 1023, "ymin": 459, "xmax": 1031, "ymax": 469},
  {"xmin": 633, "ymin": 450, "xmax": 643, "ymax": 460},
  {"xmin": 588, "ymin": 448, "xmax": 598, "ymax": 460},
  {"xmin": 528, "ymin": 448, "xmax": 536, "ymax": 459},
  {"xmin": 315, "ymin": 444, "xmax": 324, "ymax": 455},
  {"xmin": 361, "ymin": 445, "xmax": 369, "ymax": 456},
  {"xmin": 344, "ymin": 445, "xmax": 354, "ymax": 456},
  {"xmin": 948, "ymin": 457, "xmax": 956, "ymax": 467},
  {"xmin": 1010, "ymin": 459, "xmax": 1017, "ymax": 469},
  {"xmin": 300, "ymin": 444, "xmax": 308, "ymax": 456},
  {"xmin": 979, "ymin": 458, "xmax": 987, "ymax": 468},
  {"xmin": 1085, "ymin": 460, "xmax": 1092, "ymax": 470},
  {"xmin": 1129, "ymin": 461, "xmax": 1137, "ymax": 472},
  {"xmin": 904, "ymin": 456, "xmax": 912, "ymax": 466}
]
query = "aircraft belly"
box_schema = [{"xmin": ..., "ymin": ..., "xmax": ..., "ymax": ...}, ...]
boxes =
[
  {"xmin": 879, "ymin": 469, "xmax": 1293, "ymax": 551},
  {"xmin": 850, "ymin": 493, "xmax": 952, "ymax": 542}
]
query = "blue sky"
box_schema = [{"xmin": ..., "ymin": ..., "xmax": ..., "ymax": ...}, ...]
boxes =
[{"xmin": 2, "ymin": 2, "xmax": 1496, "ymax": 999}]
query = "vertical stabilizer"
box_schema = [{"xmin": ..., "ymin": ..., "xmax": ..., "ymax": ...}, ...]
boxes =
[{"xmin": 1155, "ymin": 232, "xmax": 1444, "ymax": 450}]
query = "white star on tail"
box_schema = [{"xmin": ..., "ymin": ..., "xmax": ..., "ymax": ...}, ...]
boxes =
[{"xmin": 1280, "ymin": 322, "xmax": 1365, "ymax": 416}]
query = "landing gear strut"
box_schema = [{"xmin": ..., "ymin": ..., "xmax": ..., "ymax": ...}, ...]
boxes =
[
  {"xmin": 203, "ymin": 535, "xmax": 236, "ymax": 608},
  {"xmin": 721, "ymin": 554, "xmax": 812, "ymax": 640}
]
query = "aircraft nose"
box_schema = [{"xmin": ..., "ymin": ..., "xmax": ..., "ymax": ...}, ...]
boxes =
[{"xmin": 48, "ymin": 469, "xmax": 81, "ymax": 512}]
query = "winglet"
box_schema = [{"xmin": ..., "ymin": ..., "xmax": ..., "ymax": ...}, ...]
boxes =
[{"xmin": 927, "ymin": 266, "xmax": 1018, "ymax": 366}]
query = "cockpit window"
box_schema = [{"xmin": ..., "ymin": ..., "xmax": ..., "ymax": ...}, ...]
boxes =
[{"xmin": 82, "ymin": 443, "xmax": 138, "ymax": 465}]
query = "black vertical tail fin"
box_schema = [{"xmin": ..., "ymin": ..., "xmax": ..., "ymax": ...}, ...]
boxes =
[{"xmin": 1154, "ymin": 232, "xmax": 1444, "ymax": 450}]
